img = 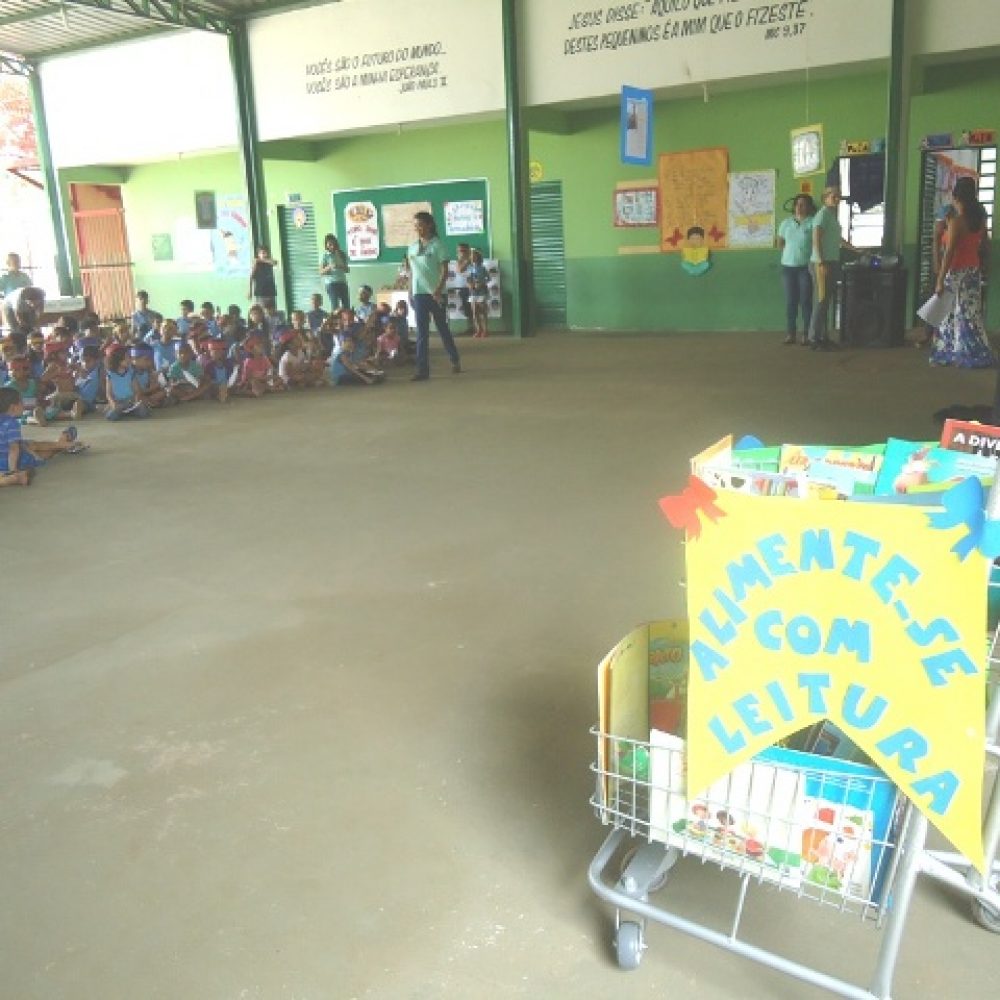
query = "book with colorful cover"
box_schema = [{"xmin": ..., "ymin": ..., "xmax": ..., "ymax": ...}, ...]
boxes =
[
  {"xmin": 874, "ymin": 437, "xmax": 995, "ymax": 495},
  {"xmin": 779, "ymin": 443, "xmax": 884, "ymax": 497},
  {"xmin": 940, "ymin": 418, "xmax": 1000, "ymax": 459}
]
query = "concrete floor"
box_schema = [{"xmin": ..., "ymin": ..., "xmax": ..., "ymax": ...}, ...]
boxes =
[{"xmin": 2, "ymin": 331, "xmax": 997, "ymax": 1000}]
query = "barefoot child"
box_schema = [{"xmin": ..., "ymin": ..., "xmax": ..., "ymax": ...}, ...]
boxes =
[{"xmin": 0, "ymin": 386, "xmax": 87, "ymax": 486}]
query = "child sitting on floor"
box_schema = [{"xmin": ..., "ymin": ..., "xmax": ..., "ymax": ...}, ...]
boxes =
[
  {"xmin": 74, "ymin": 345, "xmax": 103, "ymax": 415},
  {"xmin": 2, "ymin": 355, "xmax": 47, "ymax": 424},
  {"xmin": 40, "ymin": 339, "xmax": 85, "ymax": 421},
  {"xmin": 0, "ymin": 387, "xmax": 87, "ymax": 486},
  {"xmin": 130, "ymin": 343, "xmax": 168, "ymax": 409},
  {"xmin": 329, "ymin": 333, "xmax": 382, "ymax": 386},
  {"xmin": 105, "ymin": 347, "xmax": 151, "ymax": 420},
  {"xmin": 355, "ymin": 285, "xmax": 375, "ymax": 323},
  {"xmin": 376, "ymin": 316, "xmax": 402, "ymax": 365},
  {"xmin": 151, "ymin": 318, "xmax": 182, "ymax": 373},
  {"xmin": 165, "ymin": 342, "xmax": 208, "ymax": 403},
  {"xmin": 236, "ymin": 335, "xmax": 276, "ymax": 398},
  {"xmin": 306, "ymin": 293, "xmax": 327, "ymax": 335},
  {"xmin": 205, "ymin": 338, "xmax": 237, "ymax": 403}
]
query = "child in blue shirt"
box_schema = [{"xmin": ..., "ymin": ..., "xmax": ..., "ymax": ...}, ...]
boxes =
[
  {"xmin": 151, "ymin": 319, "xmax": 182, "ymax": 372},
  {"xmin": 130, "ymin": 343, "xmax": 168, "ymax": 409},
  {"xmin": 0, "ymin": 386, "xmax": 87, "ymax": 485},
  {"xmin": 104, "ymin": 347, "xmax": 151, "ymax": 420},
  {"xmin": 355, "ymin": 285, "xmax": 375, "ymax": 323},
  {"xmin": 74, "ymin": 345, "xmax": 103, "ymax": 413},
  {"xmin": 176, "ymin": 299, "xmax": 196, "ymax": 337},
  {"xmin": 306, "ymin": 293, "xmax": 328, "ymax": 335}
]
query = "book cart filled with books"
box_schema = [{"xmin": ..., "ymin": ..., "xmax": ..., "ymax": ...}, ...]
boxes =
[{"xmin": 588, "ymin": 431, "xmax": 1000, "ymax": 997}]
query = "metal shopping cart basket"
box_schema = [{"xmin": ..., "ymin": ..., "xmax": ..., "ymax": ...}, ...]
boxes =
[{"xmin": 587, "ymin": 629, "xmax": 1000, "ymax": 998}]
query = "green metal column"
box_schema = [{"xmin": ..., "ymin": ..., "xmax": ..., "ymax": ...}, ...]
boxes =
[
  {"xmin": 502, "ymin": 0, "xmax": 531, "ymax": 338},
  {"xmin": 882, "ymin": 0, "xmax": 912, "ymax": 255},
  {"xmin": 27, "ymin": 64, "xmax": 73, "ymax": 296},
  {"xmin": 228, "ymin": 22, "xmax": 270, "ymax": 252}
]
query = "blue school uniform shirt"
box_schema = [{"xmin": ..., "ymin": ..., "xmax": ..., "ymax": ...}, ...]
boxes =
[
  {"xmin": 75, "ymin": 363, "xmax": 103, "ymax": 405},
  {"xmin": 153, "ymin": 336, "xmax": 180, "ymax": 371},
  {"xmin": 355, "ymin": 301, "xmax": 374, "ymax": 323},
  {"xmin": 306, "ymin": 307, "xmax": 327, "ymax": 333},
  {"xmin": 0, "ymin": 412, "xmax": 42, "ymax": 471},
  {"xmin": 107, "ymin": 366, "xmax": 136, "ymax": 404},
  {"xmin": 176, "ymin": 315, "xmax": 193, "ymax": 337}
]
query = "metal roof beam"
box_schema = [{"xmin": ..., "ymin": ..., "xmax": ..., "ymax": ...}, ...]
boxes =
[
  {"xmin": 0, "ymin": 53, "xmax": 34, "ymax": 76},
  {"xmin": 62, "ymin": 0, "xmax": 233, "ymax": 35},
  {"xmin": 0, "ymin": 5, "xmax": 63, "ymax": 30}
]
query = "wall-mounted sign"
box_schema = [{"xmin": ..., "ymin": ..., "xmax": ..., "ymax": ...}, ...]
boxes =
[
  {"xmin": 962, "ymin": 129, "xmax": 997, "ymax": 147},
  {"xmin": 840, "ymin": 139, "xmax": 871, "ymax": 156},
  {"xmin": 621, "ymin": 85, "xmax": 653, "ymax": 167},
  {"xmin": 791, "ymin": 124, "xmax": 824, "ymax": 177}
]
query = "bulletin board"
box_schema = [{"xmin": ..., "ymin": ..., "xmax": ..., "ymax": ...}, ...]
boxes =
[
  {"xmin": 659, "ymin": 148, "xmax": 729, "ymax": 253},
  {"xmin": 332, "ymin": 178, "xmax": 491, "ymax": 265}
]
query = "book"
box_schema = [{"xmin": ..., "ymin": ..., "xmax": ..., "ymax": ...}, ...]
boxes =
[
  {"xmin": 779, "ymin": 443, "xmax": 884, "ymax": 498},
  {"xmin": 875, "ymin": 438, "xmax": 995, "ymax": 495},
  {"xmin": 650, "ymin": 731, "xmax": 893, "ymax": 904},
  {"xmin": 940, "ymin": 418, "xmax": 1000, "ymax": 460}
]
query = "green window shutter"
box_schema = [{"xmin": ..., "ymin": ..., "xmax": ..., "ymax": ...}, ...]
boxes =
[
  {"xmin": 277, "ymin": 204, "xmax": 319, "ymax": 314},
  {"xmin": 530, "ymin": 181, "xmax": 567, "ymax": 327}
]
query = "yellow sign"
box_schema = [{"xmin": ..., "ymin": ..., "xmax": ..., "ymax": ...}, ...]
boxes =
[
  {"xmin": 682, "ymin": 489, "xmax": 987, "ymax": 869},
  {"xmin": 529, "ymin": 160, "xmax": 544, "ymax": 183}
]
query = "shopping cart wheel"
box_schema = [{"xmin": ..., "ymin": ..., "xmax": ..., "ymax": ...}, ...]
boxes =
[
  {"xmin": 614, "ymin": 920, "xmax": 644, "ymax": 970},
  {"xmin": 970, "ymin": 872, "xmax": 1000, "ymax": 933}
]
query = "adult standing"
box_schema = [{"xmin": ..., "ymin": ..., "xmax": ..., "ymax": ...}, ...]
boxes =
[
  {"xmin": 0, "ymin": 253, "xmax": 31, "ymax": 298},
  {"xmin": 808, "ymin": 186, "xmax": 854, "ymax": 350},
  {"xmin": 931, "ymin": 176, "xmax": 993, "ymax": 368},
  {"xmin": 406, "ymin": 211, "xmax": 461, "ymax": 382},
  {"xmin": 249, "ymin": 245, "xmax": 278, "ymax": 310},
  {"xmin": 320, "ymin": 234, "xmax": 350, "ymax": 311},
  {"xmin": 776, "ymin": 194, "xmax": 816, "ymax": 345}
]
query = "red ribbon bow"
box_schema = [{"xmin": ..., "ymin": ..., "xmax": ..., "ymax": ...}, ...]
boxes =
[{"xmin": 658, "ymin": 476, "xmax": 726, "ymax": 539}]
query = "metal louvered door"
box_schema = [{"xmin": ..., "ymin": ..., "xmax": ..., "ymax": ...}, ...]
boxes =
[
  {"xmin": 277, "ymin": 203, "xmax": 319, "ymax": 314},
  {"xmin": 70, "ymin": 183, "xmax": 134, "ymax": 320},
  {"xmin": 530, "ymin": 181, "xmax": 567, "ymax": 327},
  {"xmin": 915, "ymin": 152, "xmax": 940, "ymax": 314}
]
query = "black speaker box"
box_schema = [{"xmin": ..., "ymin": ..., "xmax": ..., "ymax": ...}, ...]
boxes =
[{"xmin": 840, "ymin": 265, "xmax": 907, "ymax": 348}]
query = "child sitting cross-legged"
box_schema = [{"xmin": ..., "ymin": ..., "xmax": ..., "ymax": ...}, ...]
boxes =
[
  {"xmin": 40, "ymin": 339, "xmax": 86, "ymax": 422},
  {"xmin": 130, "ymin": 343, "xmax": 168, "ymax": 409},
  {"xmin": 165, "ymin": 342, "xmax": 209, "ymax": 404},
  {"xmin": 0, "ymin": 386, "xmax": 88, "ymax": 486},
  {"xmin": 236, "ymin": 335, "xmax": 277, "ymax": 398},
  {"xmin": 2, "ymin": 355, "xmax": 47, "ymax": 425},
  {"xmin": 204, "ymin": 338, "xmax": 237, "ymax": 403},
  {"xmin": 104, "ymin": 347, "xmax": 152, "ymax": 420},
  {"xmin": 74, "ymin": 345, "xmax": 104, "ymax": 415}
]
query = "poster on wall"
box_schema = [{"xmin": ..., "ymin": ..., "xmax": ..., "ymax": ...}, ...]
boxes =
[
  {"xmin": 211, "ymin": 194, "xmax": 252, "ymax": 277},
  {"xmin": 727, "ymin": 170, "xmax": 776, "ymax": 248},
  {"xmin": 444, "ymin": 200, "xmax": 484, "ymax": 236},
  {"xmin": 344, "ymin": 200, "xmax": 380, "ymax": 261},
  {"xmin": 614, "ymin": 186, "xmax": 658, "ymax": 227},
  {"xmin": 382, "ymin": 201, "xmax": 431, "ymax": 249},
  {"xmin": 621, "ymin": 85, "xmax": 653, "ymax": 166},
  {"xmin": 660, "ymin": 147, "xmax": 729, "ymax": 253},
  {"xmin": 791, "ymin": 124, "xmax": 825, "ymax": 178},
  {"xmin": 174, "ymin": 218, "xmax": 213, "ymax": 269}
]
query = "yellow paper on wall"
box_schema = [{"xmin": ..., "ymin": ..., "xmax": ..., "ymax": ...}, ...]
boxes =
[{"xmin": 682, "ymin": 489, "xmax": 988, "ymax": 869}]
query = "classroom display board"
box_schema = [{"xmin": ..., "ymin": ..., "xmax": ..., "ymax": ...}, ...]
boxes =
[
  {"xmin": 332, "ymin": 179, "xmax": 491, "ymax": 265},
  {"xmin": 659, "ymin": 148, "xmax": 729, "ymax": 253}
]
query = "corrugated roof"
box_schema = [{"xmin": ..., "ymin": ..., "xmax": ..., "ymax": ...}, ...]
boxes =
[{"xmin": 0, "ymin": 1, "xmax": 332, "ymax": 65}]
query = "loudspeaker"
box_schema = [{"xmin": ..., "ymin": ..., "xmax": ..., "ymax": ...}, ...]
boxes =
[{"xmin": 841, "ymin": 265, "xmax": 907, "ymax": 348}]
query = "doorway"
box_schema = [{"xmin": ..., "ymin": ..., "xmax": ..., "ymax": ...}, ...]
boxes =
[
  {"xmin": 69, "ymin": 183, "xmax": 134, "ymax": 320},
  {"xmin": 915, "ymin": 146, "xmax": 996, "ymax": 312}
]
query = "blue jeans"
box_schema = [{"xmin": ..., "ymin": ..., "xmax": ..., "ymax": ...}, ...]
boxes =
[
  {"xmin": 326, "ymin": 281, "xmax": 350, "ymax": 311},
  {"xmin": 412, "ymin": 294, "xmax": 460, "ymax": 376},
  {"xmin": 781, "ymin": 265, "xmax": 812, "ymax": 337}
]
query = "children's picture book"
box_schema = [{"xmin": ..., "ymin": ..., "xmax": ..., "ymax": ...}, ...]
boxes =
[
  {"xmin": 874, "ymin": 438, "xmax": 995, "ymax": 495},
  {"xmin": 940, "ymin": 418, "xmax": 1000, "ymax": 459},
  {"xmin": 779, "ymin": 443, "xmax": 884, "ymax": 498},
  {"xmin": 650, "ymin": 730, "xmax": 894, "ymax": 904},
  {"xmin": 698, "ymin": 465, "xmax": 806, "ymax": 498}
]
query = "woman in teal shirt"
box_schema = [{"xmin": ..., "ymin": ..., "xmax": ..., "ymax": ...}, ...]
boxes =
[
  {"xmin": 776, "ymin": 194, "xmax": 816, "ymax": 345},
  {"xmin": 320, "ymin": 234, "xmax": 350, "ymax": 311}
]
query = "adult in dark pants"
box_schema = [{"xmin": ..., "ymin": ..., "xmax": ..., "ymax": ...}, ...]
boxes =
[
  {"xmin": 249, "ymin": 246, "xmax": 278, "ymax": 310},
  {"xmin": 808, "ymin": 186, "xmax": 855, "ymax": 350},
  {"xmin": 406, "ymin": 212, "xmax": 461, "ymax": 382},
  {"xmin": 320, "ymin": 234, "xmax": 350, "ymax": 311},
  {"xmin": 776, "ymin": 194, "xmax": 815, "ymax": 345}
]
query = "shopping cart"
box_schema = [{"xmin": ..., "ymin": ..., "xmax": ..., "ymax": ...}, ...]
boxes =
[{"xmin": 587, "ymin": 626, "xmax": 1000, "ymax": 998}]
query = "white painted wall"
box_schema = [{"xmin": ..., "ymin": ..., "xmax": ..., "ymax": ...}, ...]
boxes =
[
  {"xmin": 39, "ymin": 30, "xmax": 238, "ymax": 168},
  {"xmin": 913, "ymin": 0, "xmax": 1000, "ymax": 56},
  {"xmin": 521, "ymin": 0, "xmax": 893, "ymax": 107},
  {"xmin": 248, "ymin": 0, "xmax": 506, "ymax": 142}
]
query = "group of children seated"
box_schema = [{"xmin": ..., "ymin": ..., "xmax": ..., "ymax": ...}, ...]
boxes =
[{"xmin": 0, "ymin": 285, "xmax": 413, "ymax": 487}]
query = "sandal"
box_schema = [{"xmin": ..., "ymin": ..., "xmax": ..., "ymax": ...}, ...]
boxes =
[{"xmin": 60, "ymin": 424, "xmax": 78, "ymax": 444}]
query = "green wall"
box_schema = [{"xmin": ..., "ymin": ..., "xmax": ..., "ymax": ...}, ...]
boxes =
[
  {"xmin": 905, "ymin": 57, "xmax": 1000, "ymax": 328},
  {"xmin": 65, "ymin": 118, "xmax": 510, "ymax": 321},
  {"xmin": 529, "ymin": 71, "xmax": 889, "ymax": 332}
]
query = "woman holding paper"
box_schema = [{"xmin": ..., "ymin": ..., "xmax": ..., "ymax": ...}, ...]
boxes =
[{"xmin": 930, "ymin": 176, "xmax": 993, "ymax": 368}]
